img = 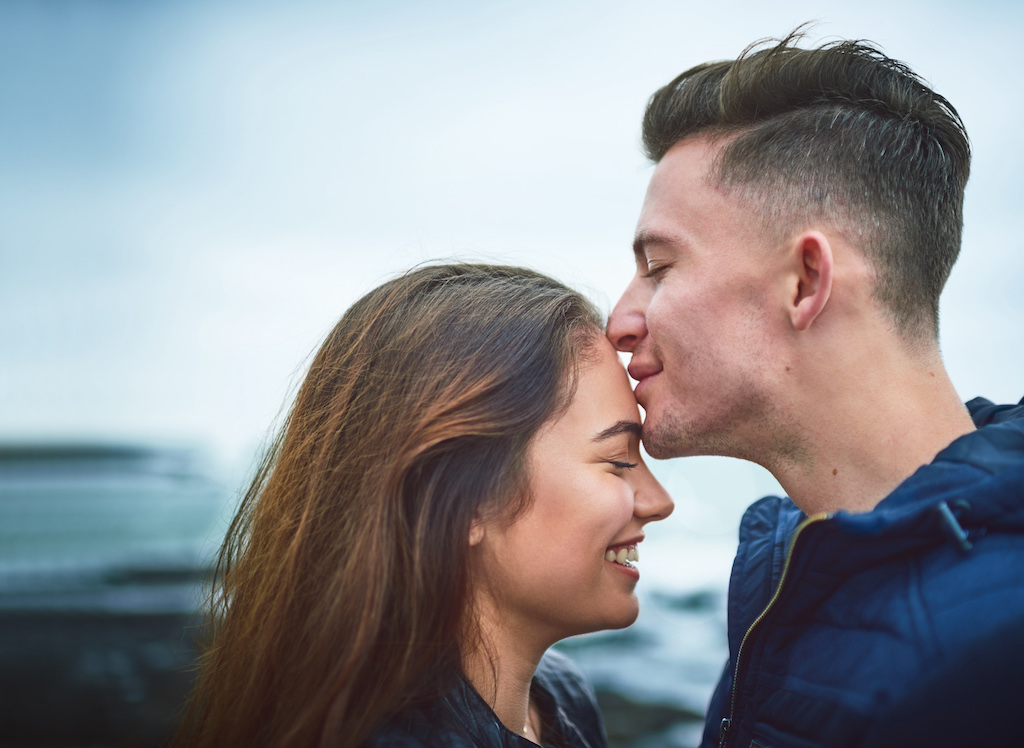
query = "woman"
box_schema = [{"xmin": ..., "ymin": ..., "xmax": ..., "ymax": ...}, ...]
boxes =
[{"xmin": 175, "ymin": 263, "xmax": 672, "ymax": 747}]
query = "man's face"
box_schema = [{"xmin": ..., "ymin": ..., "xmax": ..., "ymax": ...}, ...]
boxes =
[{"xmin": 607, "ymin": 136, "xmax": 784, "ymax": 460}]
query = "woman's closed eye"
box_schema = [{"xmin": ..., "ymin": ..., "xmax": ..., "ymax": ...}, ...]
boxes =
[{"xmin": 608, "ymin": 460, "xmax": 638, "ymax": 470}]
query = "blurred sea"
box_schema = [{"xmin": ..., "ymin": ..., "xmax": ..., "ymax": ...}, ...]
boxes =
[{"xmin": 0, "ymin": 443, "xmax": 776, "ymax": 748}]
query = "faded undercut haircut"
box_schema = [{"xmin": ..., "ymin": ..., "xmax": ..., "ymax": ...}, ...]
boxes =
[{"xmin": 642, "ymin": 30, "xmax": 971, "ymax": 340}]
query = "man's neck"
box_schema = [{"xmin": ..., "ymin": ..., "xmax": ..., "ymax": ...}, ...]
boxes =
[{"xmin": 766, "ymin": 350, "xmax": 976, "ymax": 516}]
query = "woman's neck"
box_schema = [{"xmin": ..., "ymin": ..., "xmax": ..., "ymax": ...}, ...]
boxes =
[{"xmin": 462, "ymin": 623, "xmax": 548, "ymax": 744}]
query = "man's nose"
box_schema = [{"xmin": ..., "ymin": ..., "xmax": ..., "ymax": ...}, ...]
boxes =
[{"xmin": 606, "ymin": 279, "xmax": 648, "ymax": 353}]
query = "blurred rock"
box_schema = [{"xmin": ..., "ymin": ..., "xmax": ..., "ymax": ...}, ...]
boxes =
[
  {"xmin": 596, "ymin": 688, "xmax": 703, "ymax": 748},
  {"xmin": 0, "ymin": 610, "xmax": 205, "ymax": 746},
  {"xmin": 0, "ymin": 443, "xmax": 224, "ymax": 747}
]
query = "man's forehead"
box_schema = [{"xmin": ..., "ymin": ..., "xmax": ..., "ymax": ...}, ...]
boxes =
[
  {"xmin": 633, "ymin": 162, "xmax": 697, "ymax": 258},
  {"xmin": 633, "ymin": 136, "xmax": 746, "ymax": 259}
]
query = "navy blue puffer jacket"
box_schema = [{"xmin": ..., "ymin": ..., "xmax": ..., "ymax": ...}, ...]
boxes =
[{"xmin": 701, "ymin": 397, "xmax": 1024, "ymax": 748}]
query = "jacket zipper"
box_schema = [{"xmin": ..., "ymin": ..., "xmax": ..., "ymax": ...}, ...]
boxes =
[{"xmin": 719, "ymin": 513, "xmax": 831, "ymax": 748}]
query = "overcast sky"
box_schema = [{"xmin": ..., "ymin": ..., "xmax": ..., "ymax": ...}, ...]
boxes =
[{"xmin": 2, "ymin": 0, "xmax": 1021, "ymax": 513}]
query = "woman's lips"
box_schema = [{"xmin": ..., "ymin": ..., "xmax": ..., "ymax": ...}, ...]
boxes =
[
  {"xmin": 605, "ymin": 538, "xmax": 642, "ymax": 580},
  {"xmin": 604, "ymin": 544, "xmax": 639, "ymax": 566}
]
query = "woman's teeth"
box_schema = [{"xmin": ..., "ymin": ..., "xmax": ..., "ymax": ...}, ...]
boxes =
[{"xmin": 605, "ymin": 546, "xmax": 639, "ymax": 568}]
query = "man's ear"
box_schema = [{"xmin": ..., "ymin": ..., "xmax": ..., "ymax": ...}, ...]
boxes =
[
  {"xmin": 468, "ymin": 518, "xmax": 486, "ymax": 547},
  {"xmin": 789, "ymin": 231, "xmax": 834, "ymax": 331}
]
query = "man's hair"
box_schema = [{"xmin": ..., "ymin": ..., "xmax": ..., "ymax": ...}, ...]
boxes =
[{"xmin": 642, "ymin": 30, "xmax": 971, "ymax": 340}]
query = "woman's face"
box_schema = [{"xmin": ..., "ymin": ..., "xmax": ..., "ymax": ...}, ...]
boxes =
[{"xmin": 472, "ymin": 334, "xmax": 674, "ymax": 645}]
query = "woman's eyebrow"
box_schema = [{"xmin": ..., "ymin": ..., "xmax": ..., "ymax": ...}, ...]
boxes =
[{"xmin": 592, "ymin": 420, "xmax": 642, "ymax": 442}]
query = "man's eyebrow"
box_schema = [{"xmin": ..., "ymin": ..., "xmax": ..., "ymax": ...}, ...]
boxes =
[
  {"xmin": 632, "ymin": 230, "xmax": 650, "ymax": 257},
  {"xmin": 632, "ymin": 229, "xmax": 678, "ymax": 258},
  {"xmin": 593, "ymin": 420, "xmax": 642, "ymax": 442}
]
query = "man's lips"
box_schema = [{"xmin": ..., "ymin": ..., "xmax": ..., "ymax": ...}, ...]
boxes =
[
  {"xmin": 628, "ymin": 362, "xmax": 662, "ymax": 401},
  {"xmin": 627, "ymin": 361, "xmax": 662, "ymax": 383}
]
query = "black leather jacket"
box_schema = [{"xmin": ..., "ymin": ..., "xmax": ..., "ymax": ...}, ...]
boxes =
[{"xmin": 365, "ymin": 650, "xmax": 607, "ymax": 747}]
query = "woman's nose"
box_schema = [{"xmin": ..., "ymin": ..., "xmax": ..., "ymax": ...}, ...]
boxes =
[
  {"xmin": 606, "ymin": 279, "xmax": 649, "ymax": 353},
  {"xmin": 633, "ymin": 460, "xmax": 673, "ymax": 524}
]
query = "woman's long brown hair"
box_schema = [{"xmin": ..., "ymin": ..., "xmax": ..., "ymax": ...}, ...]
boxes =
[{"xmin": 174, "ymin": 264, "xmax": 602, "ymax": 747}]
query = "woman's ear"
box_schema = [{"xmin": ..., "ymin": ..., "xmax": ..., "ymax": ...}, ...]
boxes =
[
  {"xmin": 468, "ymin": 518, "xmax": 485, "ymax": 547},
  {"xmin": 788, "ymin": 230, "xmax": 834, "ymax": 331}
]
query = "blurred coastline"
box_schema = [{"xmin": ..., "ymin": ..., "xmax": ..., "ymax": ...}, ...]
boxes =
[{"xmin": 0, "ymin": 440, "xmax": 743, "ymax": 748}]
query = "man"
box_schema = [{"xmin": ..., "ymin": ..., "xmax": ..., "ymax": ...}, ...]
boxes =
[{"xmin": 606, "ymin": 32, "xmax": 1024, "ymax": 748}]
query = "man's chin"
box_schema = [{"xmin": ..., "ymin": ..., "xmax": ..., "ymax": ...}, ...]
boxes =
[
  {"xmin": 641, "ymin": 415, "xmax": 715, "ymax": 460},
  {"xmin": 640, "ymin": 423, "xmax": 681, "ymax": 460}
]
